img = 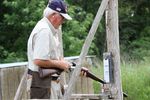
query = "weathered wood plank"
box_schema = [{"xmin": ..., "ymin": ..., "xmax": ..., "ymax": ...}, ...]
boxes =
[
  {"xmin": 75, "ymin": 76, "xmax": 82, "ymax": 94},
  {"xmin": 87, "ymin": 78, "xmax": 94, "ymax": 94},
  {"xmin": 16, "ymin": 66, "xmax": 28, "ymax": 99},
  {"xmin": 0, "ymin": 67, "xmax": 26, "ymax": 100},
  {"xmin": 14, "ymin": 68, "xmax": 27, "ymax": 100},
  {"xmin": 81, "ymin": 76, "xmax": 86, "ymax": 93},
  {"xmin": 1, "ymin": 68, "xmax": 10, "ymax": 100},
  {"xmin": 71, "ymin": 94, "xmax": 102, "ymax": 99},
  {"xmin": 105, "ymin": 0, "xmax": 123, "ymax": 99},
  {"xmin": 9, "ymin": 68, "xmax": 15, "ymax": 99},
  {"xmin": 84, "ymin": 62, "xmax": 94, "ymax": 94}
]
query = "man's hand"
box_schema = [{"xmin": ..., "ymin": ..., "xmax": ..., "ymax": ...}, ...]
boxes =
[
  {"xmin": 57, "ymin": 59, "xmax": 70, "ymax": 71},
  {"xmin": 80, "ymin": 67, "xmax": 88, "ymax": 77},
  {"xmin": 69, "ymin": 63, "xmax": 89, "ymax": 77}
]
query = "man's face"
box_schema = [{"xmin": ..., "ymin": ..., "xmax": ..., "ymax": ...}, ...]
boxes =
[{"xmin": 53, "ymin": 13, "xmax": 65, "ymax": 29}]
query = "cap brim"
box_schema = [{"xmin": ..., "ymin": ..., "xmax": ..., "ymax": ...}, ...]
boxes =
[{"xmin": 60, "ymin": 13, "xmax": 72, "ymax": 20}]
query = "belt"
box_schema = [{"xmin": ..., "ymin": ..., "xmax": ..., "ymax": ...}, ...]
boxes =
[{"xmin": 28, "ymin": 69, "xmax": 59, "ymax": 80}]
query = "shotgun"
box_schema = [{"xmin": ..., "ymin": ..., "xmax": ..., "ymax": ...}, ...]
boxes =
[
  {"xmin": 39, "ymin": 63, "xmax": 127, "ymax": 97},
  {"xmin": 39, "ymin": 62, "xmax": 106, "ymax": 84}
]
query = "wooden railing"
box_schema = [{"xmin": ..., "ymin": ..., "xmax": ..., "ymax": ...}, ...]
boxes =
[{"xmin": 0, "ymin": 56, "xmax": 96, "ymax": 100}]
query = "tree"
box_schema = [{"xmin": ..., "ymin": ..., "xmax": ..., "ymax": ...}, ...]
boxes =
[
  {"xmin": 63, "ymin": 5, "xmax": 94, "ymax": 56},
  {"xmin": 0, "ymin": 0, "xmax": 46, "ymax": 62},
  {"xmin": 0, "ymin": 0, "xmax": 149, "ymax": 62},
  {"xmin": 119, "ymin": 0, "xmax": 150, "ymax": 60}
]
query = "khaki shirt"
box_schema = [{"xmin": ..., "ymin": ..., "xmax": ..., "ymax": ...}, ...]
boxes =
[{"xmin": 27, "ymin": 17, "xmax": 62, "ymax": 72}]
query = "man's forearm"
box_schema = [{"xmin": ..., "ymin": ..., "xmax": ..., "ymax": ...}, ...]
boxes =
[{"xmin": 34, "ymin": 59, "xmax": 67, "ymax": 70}]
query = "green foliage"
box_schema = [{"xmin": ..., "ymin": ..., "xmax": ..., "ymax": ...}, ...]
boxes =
[
  {"xmin": 0, "ymin": 45, "xmax": 26, "ymax": 63},
  {"xmin": 0, "ymin": 0, "xmax": 98, "ymax": 62},
  {"xmin": 119, "ymin": 0, "xmax": 150, "ymax": 61},
  {"xmin": 0, "ymin": 0, "xmax": 47, "ymax": 62},
  {"xmin": 3, "ymin": 52, "xmax": 26, "ymax": 63},
  {"xmin": 62, "ymin": 6, "xmax": 95, "ymax": 56},
  {"xmin": 67, "ymin": 0, "xmax": 106, "ymax": 57},
  {"xmin": 0, "ymin": 0, "xmax": 150, "ymax": 62},
  {"xmin": 0, "ymin": 46, "xmax": 9, "ymax": 62},
  {"xmin": 67, "ymin": 0, "xmax": 100, "ymax": 15},
  {"xmin": 1, "ymin": 0, "xmax": 46, "ymax": 51}
]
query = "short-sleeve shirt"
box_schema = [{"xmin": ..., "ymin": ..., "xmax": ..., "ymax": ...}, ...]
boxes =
[{"xmin": 27, "ymin": 17, "xmax": 62, "ymax": 72}]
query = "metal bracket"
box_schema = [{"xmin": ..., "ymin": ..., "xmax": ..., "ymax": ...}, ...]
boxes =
[{"xmin": 103, "ymin": 52, "xmax": 113, "ymax": 83}]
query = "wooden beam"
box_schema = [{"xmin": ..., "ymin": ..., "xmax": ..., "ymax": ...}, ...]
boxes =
[
  {"xmin": 105, "ymin": 0, "xmax": 123, "ymax": 99},
  {"xmin": 71, "ymin": 94, "xmax": 102, "ymax": 99},
  {"xmin": 63, "ymin": 0, "xmax": 109, "ymax": 99},
  {"xmin": 58, "ymin": 26, "xmax": 67, "ymax": 87},
  {"xmin": 14, "ymin": 69, "xmax": 27, "ymax": 100}
]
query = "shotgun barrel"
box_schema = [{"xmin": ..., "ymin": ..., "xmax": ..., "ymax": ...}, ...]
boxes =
[{"xmin": 70, "ymin": 64, "xmax": 106, "ymax": 84}]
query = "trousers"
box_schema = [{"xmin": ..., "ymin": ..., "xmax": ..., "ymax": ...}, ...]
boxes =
[{"xmin": 27, "ymin": 69, "xmax": 63, "ymax": 99}]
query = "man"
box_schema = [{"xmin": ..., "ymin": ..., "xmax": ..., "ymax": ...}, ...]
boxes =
[{"xmin": 27, "ymin": 0, "xmax": 72, "ymax": 99}]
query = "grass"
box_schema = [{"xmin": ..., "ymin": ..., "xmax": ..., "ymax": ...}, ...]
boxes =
[
  {"xmin": 122, "ymin": 61, "xmax": 150, "ymax": 100},
  {"xmin": 91, "ymin": 61, "xmax": 104, "ymax": 94},
  {"xmin": 91, "ymin": 60, "xmax": 150, "ymax": 100}
]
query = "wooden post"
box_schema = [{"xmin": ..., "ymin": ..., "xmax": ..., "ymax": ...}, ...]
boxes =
[
  {"xmin": 58, "ymin": 26, "xmax": 68, "ymax": 87},
  {"xmin": 14, "ymin": 69, "xmax": 27, "ymax": 100},
  {"xmin": 63, "ymin": 0, "xmax": 109, "ymax": 99},
  {"xmin": 105, "ymin": 0, "xmax": 123, "ymax": 99}
]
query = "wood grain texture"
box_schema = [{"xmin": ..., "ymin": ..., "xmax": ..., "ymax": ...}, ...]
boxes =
[
  {"xmin": 106, "ymin": 0, "xmax": 123, "ymax": 99},
  {"xmin": 0, "ymin": 66, "xmax": 26, "ymax": 100}
]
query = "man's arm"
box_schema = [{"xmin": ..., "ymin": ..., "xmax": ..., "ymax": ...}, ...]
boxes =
[{"xmin": 34, "ymin": 59, "xmax": 69, "ymax": 71}]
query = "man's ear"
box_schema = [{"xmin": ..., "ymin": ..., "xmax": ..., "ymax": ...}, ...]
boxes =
[
  {"xmin": 48, "ymin": 13, "xmax": 57, "ymax": 22},
  {"xmin": 51, "ymin": 13, "xmax": 57, "ymax": 18}
]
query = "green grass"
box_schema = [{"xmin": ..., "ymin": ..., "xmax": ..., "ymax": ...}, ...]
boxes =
[
  {"xmin": 91, "ymin": 62, "xmax": 104, "ymax": 94},
  {"xmin": 122, "ymin": 61, "xmax": 150, "ymax": 100},
  {"xmin": 92, "ymin": 60, "xmax": 150, "ymax": 100}
]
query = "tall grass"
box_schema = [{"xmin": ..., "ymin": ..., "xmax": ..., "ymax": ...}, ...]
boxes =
[
  {"xmin": 122, "ymin": 61, "xmax": 150, "ymax": 100},
  {"xmin": 91, "ymin": 60, "xmax": 103, "ymax": 94},
  {"xmin": 92, "ymin": 60, "xmax": 150, "ymax": 100}
]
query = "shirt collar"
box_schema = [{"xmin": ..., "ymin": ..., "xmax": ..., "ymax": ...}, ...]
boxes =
[{"xmin": 43, "ymin": 17, "xmax": 58, "ymax": 35}]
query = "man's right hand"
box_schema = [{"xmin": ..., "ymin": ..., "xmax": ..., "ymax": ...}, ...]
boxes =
[{"xmin": 55, "ymin": 59, "xmax": 70, "ymax": 71}]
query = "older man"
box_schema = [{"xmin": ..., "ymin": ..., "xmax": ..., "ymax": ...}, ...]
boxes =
[{"xmin": 27, "ymin": 0, "xmax": 72, "ymax": 99}]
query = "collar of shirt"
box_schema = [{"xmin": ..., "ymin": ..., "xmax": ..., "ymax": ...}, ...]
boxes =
[{"xmin": 43, "ymin": 17, "xmax": 59, "ymax": 35}]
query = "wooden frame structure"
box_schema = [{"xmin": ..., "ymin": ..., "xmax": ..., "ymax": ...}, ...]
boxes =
[
  {"xmin": 64, "ymin": 0, "xmax": 123, "ymax": 99},
  {"xmin": 13, "ymin": 0, "xmax": 123, "ymax": 99}
]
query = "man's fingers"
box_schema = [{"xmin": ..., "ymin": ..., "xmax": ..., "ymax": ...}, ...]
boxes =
[
  {"xmin": 83, "ymin": 71, "xmax": 87, "ymax": 77},
  {"xmin": 80, "ymin": 70, "xmax": 87, "ymax": 77}
]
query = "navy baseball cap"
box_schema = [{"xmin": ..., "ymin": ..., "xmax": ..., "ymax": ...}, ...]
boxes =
[{"xmin": 48, "ymin": 0, "xmax": 72, "ymax": 20}]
